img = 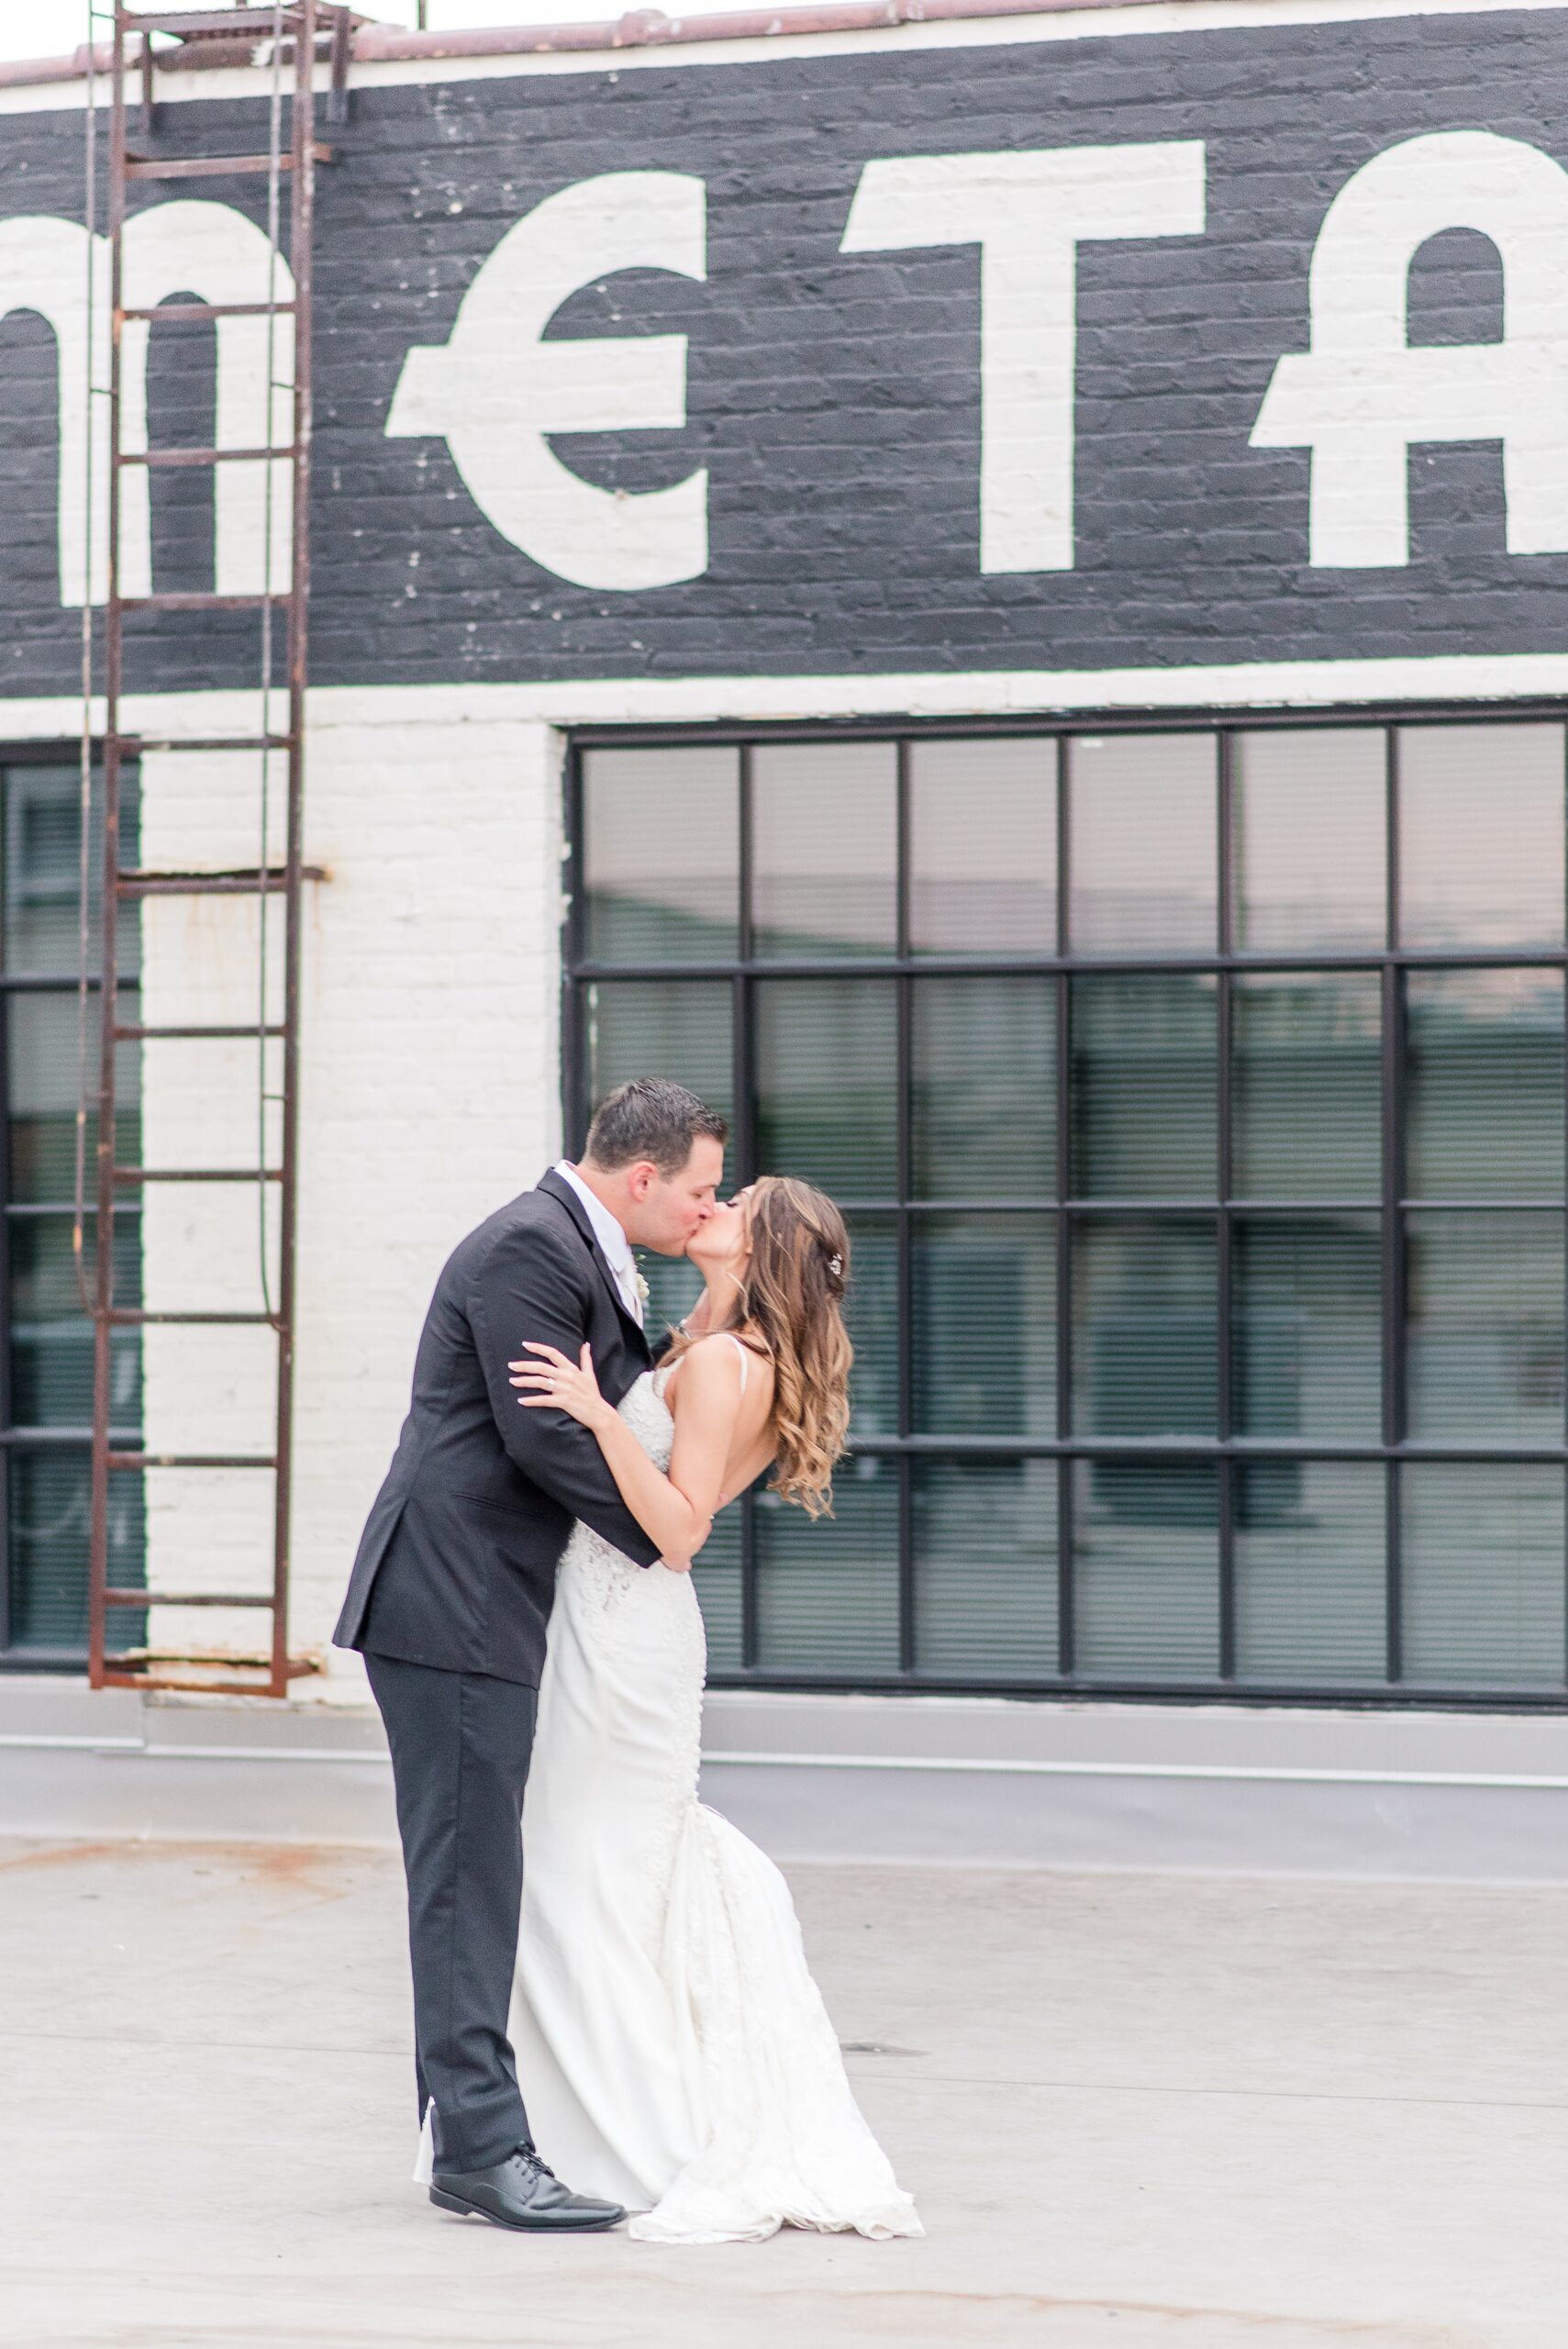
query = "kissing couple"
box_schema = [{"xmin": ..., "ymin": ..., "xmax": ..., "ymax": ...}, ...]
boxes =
[{"xmin": 334, "ymin": 1078, "xmax": 922, "ymax": 2245}]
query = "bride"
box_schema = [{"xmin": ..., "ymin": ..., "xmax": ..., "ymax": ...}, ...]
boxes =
[{"xmin": 461, "ymin": 1174, "xmax": 921, "ymax": 2246}]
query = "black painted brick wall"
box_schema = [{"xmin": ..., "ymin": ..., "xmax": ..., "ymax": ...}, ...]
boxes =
[{"xmin": 0, "ymin": 10, "xmax": 1562, "ymax": 695}]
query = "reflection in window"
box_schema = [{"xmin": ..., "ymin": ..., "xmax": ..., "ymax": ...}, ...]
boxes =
[
  {"xmin": 1073, "ymin": 1460, "xmax": 1219, "ymax": 1680},
  {"xmin": 1067, "ymin": 733, "xmax": 1216, "ymax": 953},
  {"xmin": 8, "ymin": 993, "xmax": 142, "ymax": 1207},
  {"xmin": 10, "ymin": 1213, "xmax": 141, "ymax": 1430},
  {"xmin": 1231, "ymin": 1216, "xmax": 1381, "ymax": 1441},
  {"xmin": 754, "ymin": 979, "xmax": 897, "ymax": 1196},
  {"xmin": 583, "ymin": 747, "xmax": 739, "ymax": 961},
  {"xmin": 1402, "ymin": 1463, "xmax": 1564, "ymax": 1687},
  {"xmin": 840, "ymin": 1214, "xmax": 898, "ymax": 1442},
  {"xmin": 585, "ymin": 977, "xmax": 734, "ymax": 1170},
  {"xmin": 913, "ymin": 1214, "xmax": 1055, "ymax": 1436},
  {"xmin": 690, "ymin": 1505, "xmax": 743, "ymax": 1675},
  {"xmin": 908, "ymin": 738, "xmax": 1056, "ymax": 953},
  {"xmin": 1406, "ymin": 1211, "xmax": 1564, "ymax": 1445},
  {"xmin": 1231, "ymin": 975, "xmax": 1381, "ymax": 1202},
  {"xmin": 4, "ymin": 763, "xmax": 140, "ymax": 980},
  {"xmin": 1398, "ymin": 724, "xmax": 1565, "ymax": 948},
  {"xmin": 1231, "ymin": 729, "xmax": 1385, "ymax": 952},
  {"xmin": 1073, "ymin": 1219, "xmax": 1216, "ymax": 1438},
  {"xmin": 7, "ymin": 1450, "xmax": 144, "ymax": 1653},
  {"xmin": 914, "ymin": 1458, "xmax": 1056, "ymax": 1680},
  {"xmin": 751, "ymin": 743, "xmax": 896, "ymax": 957},
  {"xmin": 1072, "ymin": 975, "xmax": 1216, "ymax": 1198},
  {"xmin": 1406, "ymin": 970, "xmax": 1564, "ymax": 1199},
  {"xmin": 754, "ymin": 1464, "xmax": 901, "ymax": 1674},
  {"xmin": 1234, "ymin": 1463, "xmax": 1385, "ymax": 1685},
  {"xmin": 911, "ymin": 978, "xmax": 1053, "ymax": 1199}
]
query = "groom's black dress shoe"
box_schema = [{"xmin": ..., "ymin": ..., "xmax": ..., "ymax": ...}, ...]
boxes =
[{"xmin": 429, "ymin": 2145, "xmax": 626, "ymax": 2232}]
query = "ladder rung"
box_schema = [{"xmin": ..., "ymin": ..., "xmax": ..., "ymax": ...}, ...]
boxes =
[
  {"xmin": 112, "ymin": 1167, "xmax": 284, "ymax": 1185},
  {"xmin": 97, "ymin": 1660, "xmax": 319, "ymax": 1696},
  {"xmin": 123, "ymin": 147, "xmax": 333, "ymax": 182},
  {"xmin": 110, "ymin": 737, "xmax": 295, "ymax": 756},
  {"xmin": 129, "ymin": 6, "xmax": 324, "ymax": 32},
  {"xmin": 117, "ymin": 446, "xmax": 298, "ymax": 470},
  {"xmin": 106, "ymin": 1452, "xmax": 278, "ymax": 1471},
  {"xmin": 106, "ymin": 1309, "xmax": 280, "ymax": 1327},
  {"xmin": 116, "ymin": 1023, "xmax": 286, "ymax": 1041},
  {"xmin": 117, "ymin": 866, "xmax": 322, "ymax": 897},
  {"xmin": 104, "ymin": 1588, "xmax": 273, "ymax": 1609},
  {"xmin": 118, "ymin": 302, "xmax": 297, "ymax": 323},
  {"xmin": 120, "ymin": 591, "xmax": 289, "ymax": 611}
]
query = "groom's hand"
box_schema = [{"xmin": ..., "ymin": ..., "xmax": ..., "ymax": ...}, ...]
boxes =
[{"xmin": 510, "ymin": 1341, "xmax": 613, "ymax": 1435}]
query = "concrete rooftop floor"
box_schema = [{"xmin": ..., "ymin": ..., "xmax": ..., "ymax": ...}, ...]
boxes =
[{"xmin": 2, "ymin": 1839, "xmax": 1566, "ymax": 2349}]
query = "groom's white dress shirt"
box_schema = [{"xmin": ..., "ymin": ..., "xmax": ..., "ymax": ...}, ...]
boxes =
[{"xmin": 553, "ymin": 1161, "xmax": 643, "ymax": 1328}]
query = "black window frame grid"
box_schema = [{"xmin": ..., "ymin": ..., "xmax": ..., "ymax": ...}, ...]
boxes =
[
  {"xmin": 0, "ymin": 746, "xmax": 142, "ymax": 1672},
  {"xmin": 568, "ymin": 704, "xmax": 1568, "ymax": 1710}
]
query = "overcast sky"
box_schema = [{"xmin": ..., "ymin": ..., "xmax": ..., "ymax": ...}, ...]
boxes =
[{"xmin": 0, "ymin": 0, "xmax": 784, "ymax": 67}]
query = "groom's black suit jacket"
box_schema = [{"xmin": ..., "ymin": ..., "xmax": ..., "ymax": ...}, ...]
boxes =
[{"xmin": 333, "ymin": 1170, "xmax": 662, "ymax": 1688}]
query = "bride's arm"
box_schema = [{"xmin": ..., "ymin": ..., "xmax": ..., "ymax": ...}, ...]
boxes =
[{"xmin": 509, "ymin": 1338, "xmax": 742, "ymax": 1567}]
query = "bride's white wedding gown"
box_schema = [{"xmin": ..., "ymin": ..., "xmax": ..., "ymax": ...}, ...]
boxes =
[{"xmin": 416, "ymin": 1358, "xmax": 921, "ymax": 2245}]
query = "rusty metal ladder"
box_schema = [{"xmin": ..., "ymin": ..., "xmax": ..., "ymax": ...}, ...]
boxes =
[{"xmin": 84, "ymin": 4, "xmax": 349, "ymax": 1698}]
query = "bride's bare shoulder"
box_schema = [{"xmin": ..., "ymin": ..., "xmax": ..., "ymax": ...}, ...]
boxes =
[{"xmin": 668, "ymin": 1332, "xmax": 773, "ymax": 1408}]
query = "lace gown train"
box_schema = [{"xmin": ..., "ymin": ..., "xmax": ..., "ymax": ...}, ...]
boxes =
[{"xmin": 417, "ymin": 1364, "xmax": 921, "ymax": 2246}]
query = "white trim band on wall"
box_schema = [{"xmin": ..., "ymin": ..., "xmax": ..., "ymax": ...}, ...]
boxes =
[{"xmin": 6, "ymin": 1732, "xmax": 1568, "ymax": 1791}]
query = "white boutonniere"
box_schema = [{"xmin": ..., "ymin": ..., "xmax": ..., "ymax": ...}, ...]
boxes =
[{"xmin": 634, "ymin": 1269, "xmax": 651, "ymax": 1308}]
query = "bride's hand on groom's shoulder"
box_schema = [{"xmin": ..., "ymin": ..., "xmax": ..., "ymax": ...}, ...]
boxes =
[{"xmin": 509, "ymin": 1341, "xmax": 615, "ymax": 1435}]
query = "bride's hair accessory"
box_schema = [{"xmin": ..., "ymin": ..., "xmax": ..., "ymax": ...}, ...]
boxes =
[{"xmin": 827, "ymin": 1252, "xmax": 843, "ymax": 1279}]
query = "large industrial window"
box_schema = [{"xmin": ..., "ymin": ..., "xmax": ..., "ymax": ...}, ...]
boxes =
[
  {"xmin": 573, "ymin": 718, "xmax": 1568, "ymax": 1703},
  {"xmin": 0, "ymin": 756, "xmax": 142, "ymax": 1665}
]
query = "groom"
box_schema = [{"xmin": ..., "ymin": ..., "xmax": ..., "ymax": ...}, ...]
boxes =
[{"xmin": 334, "ymin": 1078, "xmax": 728, "ymax": 2232}]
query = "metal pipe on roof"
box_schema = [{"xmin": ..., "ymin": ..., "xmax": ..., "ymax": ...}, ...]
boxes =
[{"xmin": 0, "ymin": 0, "xmax": 1173, "ymax": 92}]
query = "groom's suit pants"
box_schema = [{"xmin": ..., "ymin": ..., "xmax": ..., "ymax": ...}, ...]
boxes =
[{"xmin": 365, "ymin": 1651, "xmax": 539, "ymax": 2176}]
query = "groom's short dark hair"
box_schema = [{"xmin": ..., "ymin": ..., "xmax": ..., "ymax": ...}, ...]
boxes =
[{"xmin": 584, "ymin": 1078, "xmax": 728, "ymax": 1177}]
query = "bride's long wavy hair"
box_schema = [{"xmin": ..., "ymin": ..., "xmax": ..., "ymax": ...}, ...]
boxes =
[{"xmin": 668, "ymin": 1174, "xmax": 853, "ymax": 1519}]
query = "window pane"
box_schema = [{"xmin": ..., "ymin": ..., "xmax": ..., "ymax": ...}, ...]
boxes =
[
  {"xmin": 1231, "ymin": 975, "xmax": 1381, "ymax": 1201},
  {"xmin": 1067, "ymin": 733, "xmax": 1217, "ymax": 953},
  {"xmin": 1073, "ymin": 1461, "xmax": 1218, "ymax": 1680},
  {"xmin": 908, "ymin": 738, "xmax": 1055, "ymax": 953},
  {"xmin": 692, "ymin": 1497, "xmax": 743, "ymax": 1675},
  {"xmin": 584, "ymin": 978, "xmax": 733, "ymax": 1165},
  {"xmin": 913, "ymin": 1458, "xmax": 1056, "ymax": 1680},
  {"xmin": 842, "ymin": 1212, "xmax": 898, "ymax": 1442},
  {"xmin": 589, "ymin": 976, "xmax": 732, "ymax": 1336},
  {"xmin": 912, "ymin": 977, "xmax": 1053, "ymax": 1199},
  {"xmin": 1073, "ymin": 1219, "xmax": 1217, "ymax": 1437},
  {"xmin": 6, "ymin": 1448, "xmax": 145, "ymax": 1653},
  {"xmin": 753, "ymin": 1463, "xmax": 900, "ymax": 1674},
  {"xmin": 1398, "ymin": 724, "xmax": 1564, "ymax": 949},
  {"xmin": 912, "ymin": 1213, "xmax": 1055, "ymax": 1436},
  {"xmin": 3, "ymin": 761, "xmax": 140, "ymax": 978},
  {"xmin": 11, "ymin": 1212, "xmax": 141, "ymax": 1429},
  {"xmin": 751, "ymin": 743, "xmax": 895, "ymax": 957},
  {"xmin": 1407, "ymin": 971, "xmax": 1564, "ymax": 1199},
  {"xmin": 637, "ymin": 1252, "xmax": 703, "ymax": 1349},
  {"xmin": 1071, "ymin": 975, "xmax": 1216, "ymax": 1198},
  {"xmin": 1406, "ymin": 1211, "xmax": 1564, "ymax": 1443},
  {"xmin": 1231, "ymin": 1215, "xmax": 1381, "ymax": 1441},
  {"xmin": 754, "ymin": 979, "xmax": 896, "ymax": 1196},
  {"xmin": 9, "ymin": 990, "xmax": 141, "ymax": 1205},
  {"xmin": 1402, "ymin": 1462, "xmax": 1564, "ymax": 1688},
  {"xmin": 1235, "ymin": 1462, "xmax": 1385, "ymax": 1685},
  {"xmin": 1231, "ymin": 729, "xmax": 1386, "ymax": 952},
  {"xmin": 582, "ymin": 747, "xmax": 739, "ymax": 961}
]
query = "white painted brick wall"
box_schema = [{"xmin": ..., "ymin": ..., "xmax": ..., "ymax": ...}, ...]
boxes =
[{"xmin": 134, "ymin": 692, "xmax": 568, "ymax": 1685}]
